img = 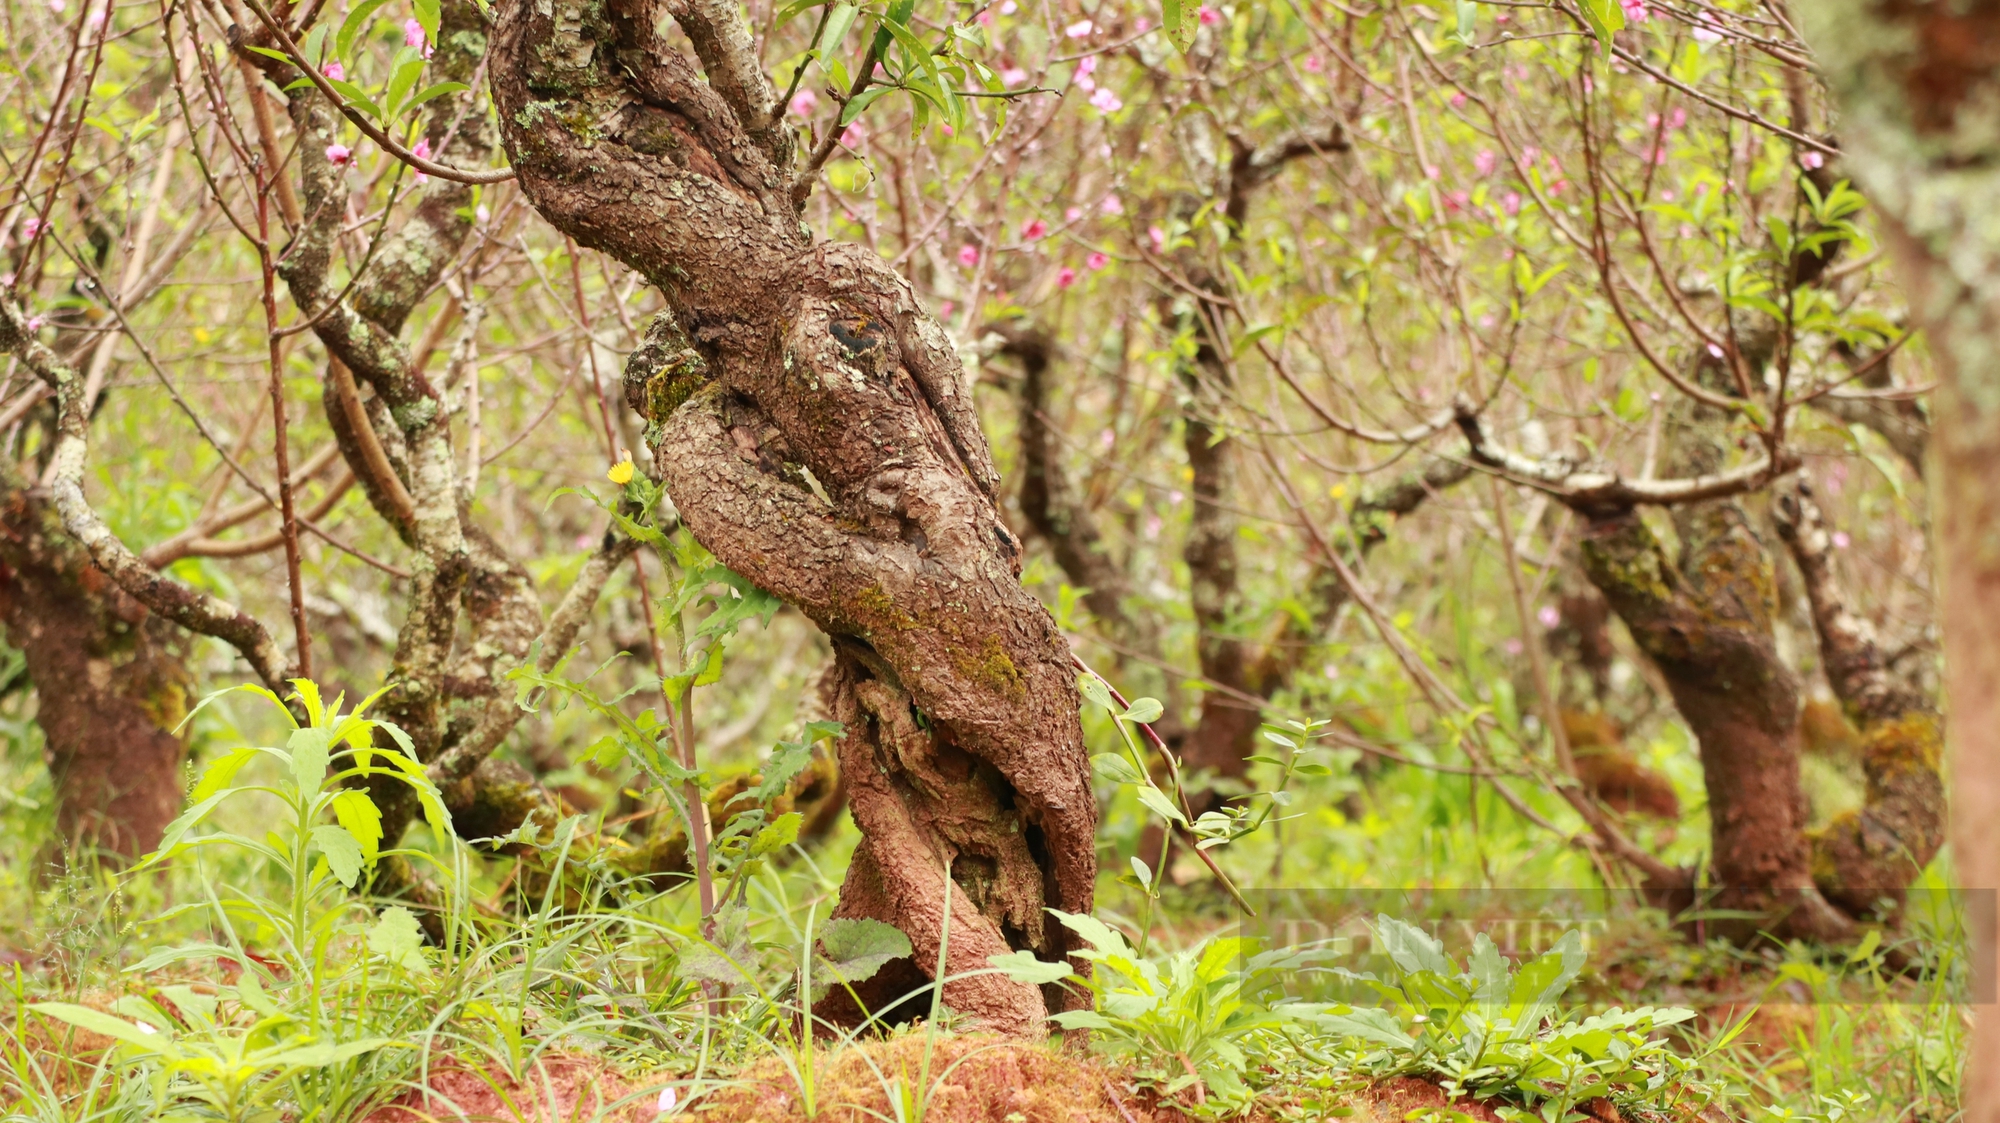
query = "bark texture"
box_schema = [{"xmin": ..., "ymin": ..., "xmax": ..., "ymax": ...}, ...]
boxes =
[
  {"xmin": 489, "ymin": 0, "xmax": 1095, "ymax": 1033},
  {"xmin": 1797, "ymin": 3, "xmax": 2000, "ymax": 1102},
  {"xmin": 0, "ymin": 476, "xmax": 191, "ymax": 860},
  {"xmin": 1774, "ymin": 484, "xmax": 1944, "ymax": 916}
]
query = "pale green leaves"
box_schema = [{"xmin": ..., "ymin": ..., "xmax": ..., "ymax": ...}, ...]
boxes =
[
  {"xmin": 368, "ymin": 907, "xmax": 430, "ymax": 974},
  {"xmin": 1578, "ymin": 0, "xmax": 1627, "ymax": 54}
]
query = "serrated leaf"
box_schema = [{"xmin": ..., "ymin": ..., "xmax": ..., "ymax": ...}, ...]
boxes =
[
  {"xmin": 368, "ymin": 906, "xmax": 430, "ymax": 973},
  {"xmin": 190, "ymin": 746, "xmax": 258, "ymax": 804},
  {"xmin": 748, "ymin": 811, "xmax": 802, "ymax": 857},
  {"xmin": 310, "ymin": 824, "xmax": 365, "ymax": 888},
  {"xmin": 288, "ymin": 726, "xmax": 333, "ymax": 796},
  {"xmin": 330, "ymin": 789, "xmax": 383, "ymax": 862}
]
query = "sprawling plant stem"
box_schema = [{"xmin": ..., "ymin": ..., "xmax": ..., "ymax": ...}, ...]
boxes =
[{"xmin": 489, "ymin": 0, "xmax": 1095, "ymax": 1032}]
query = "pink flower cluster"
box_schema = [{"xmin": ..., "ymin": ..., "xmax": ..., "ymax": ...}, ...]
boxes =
[{"xmin": 404, "ymin": 18, "xmax": 433, "ymax": 59}]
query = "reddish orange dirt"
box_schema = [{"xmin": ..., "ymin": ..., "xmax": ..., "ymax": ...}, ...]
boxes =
[{"xmin": 358, "ymin": 1055, "xmax": 659, "ymax": 1122}]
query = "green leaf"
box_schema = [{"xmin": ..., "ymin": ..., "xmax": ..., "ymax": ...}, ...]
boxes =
[
  {"xmin": 1051, "ymin": 1009, "xmax": 1114, "ymax": 1030},
  {"xmin": 368, "ymin": 906, "xmax": 430, "ymax": 973},
  {"xmin": 1577, "ymin": 0, "xmax": 1625, "ymax": 53},
  {"xmin": 1092, "ymin": 752, "xmax": 1142, "ymax": 784},
  {"xmin": 818, "ymin": 2, "xmax": 858, "ymax": 54},
  {"xmin": 288, "ymin": 726, "xmax": 334, "ymax": 797},
  {"xmin": 310, "ymin": 824, "xmax": 365, "ymax": 888},
  {"xmin": 135, "ymin": 791, "xmax": 233, "ymax": 871},
  {"xmin": 325, "ymin": 77, "xmax": 386, "ymax": 122},
  {"xmin": 190, "ymin": 745, "xmax": 258, "ymax": 804},
  {"xmin": 337, "ymin": 0, "xmax": 395, "ymax": 58},
  {"xmin": 293, "ymin": 678, "xmax": 327, "ymax": 728},
  {"xmin": 29, "ymin": 1004, "xmax": 167, "ymax": 1052},
  {"xmin": 817, "ymin": 917, "xmax": 911, "ymax": 992},
  {"xmin": 385, "ymin": 52, "xmax": 425, "ymax": 117},
  {"xmin": 839, "ymin": 85, "xmax": 891, "ymax": 125},
  {"xmin": 1135, "ymin": 784, "xmax": 1189, "ymax": 827},
  {"xmin": 1077, "ymin": 673, "xmax": 1116, "ymax": 711},
  {"xmin": 1509, "ymin": 928, "xmax": 1585, "ymax": 1013},
  {"xmin": 330, "ymin": 789, "xmax": 383, "ymax": 862},
  {"xmin": 1120, "ymin": 697, "xmax": 1164, "ymax": 724},
  {"xmin": 413, "ymin": 0, "xmax": 441, "ymax": 50},
  {"xmin": 401, "ymin": 80, "xmax": 468, "ymax": 117},
  {"xmin": 1161, "ymin": 0, "xmax": 1199, "ymax": 53},
  {"xmin": 987, "ymin": 949, "xmax": 1075, "ymax": 985},
  {"xmin": 748, "ymin": 811, "xmax": 803, "ymax": 857}
]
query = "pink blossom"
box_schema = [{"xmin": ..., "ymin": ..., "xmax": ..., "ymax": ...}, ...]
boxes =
[
  {"xmin": 790, "ymin": 89, "xmax": 818, "ymax": 116},
  {"xmin": 1519, "ymin": 145, "xmax": 1539, "ymax": 168},
  {"xmin": 1086, "ymin": 251, "xmax": 1110, "ymax": 270},
  {"xmin": 1089, "ymin": 87, "xmax": 1121, "ymax": 114},
  {"xmin": 1148, "ymin": 225, "xmax": 1166, "ymax": 251},
  {"xmin": 1022, "ymin": 219, "xmax": 1049, "ymax": 240},
  {"xmin": 1065, "ymin": 206, "xmax": 1083, "ymax": 222},
  {"xmin": 1197, "ymin": 5, "xmax": 1220, "ymax": 25},
  {"xmin": 1692, "ymin": 12, "xmax": 1723, "ymax": 42},
  {"xmin": 1503, "ymin": 638, "xmax": 1524, "ymax": 656},
  {"xmin": 938, "ymin": 123, "xmax": 954, "ymax": 137},
  {"xmin": 1661, "ymin": 188, "xmax": 1675, "ymax": 201},
  {"xmin": 411, "ymin": 136, "xmax": 432, "ymax": 182},
  {"xmin": 1832, "ymin": 531, "xmax": 1852, "ymax": 550},
  {"xmin": 1099, "ymin": 194, "xmax": 1123, "ymax": 215},
  {"xmin": 403, "ymin": 18, "xmax": 432, "ymax": 58},
  {"xmin": 20, "ymin": 217, "xmax": 46, "ymax": 240},
  {"xmin": 1825, "ymin": 460, "xmax": 1848, "ymax": 496},
  {"xmin": 1619, "ymin": 0, "xmax": 1647, "ymax": 22},
  {"xmin": 48, "ymin": 0, "xmax": 63, "ymax": 11},
  {"xmin": 1076, "ymin": 55, "xmax": 1098, "ymax": 76},
  {"xmin": 1134, "ymin": 16, "xmax": 1150, "ymax": 31},
  {"xmin": 1478, "ymin": 313, "xmax": 1496, "ymax": 329},
  {"xmin": 1064, "ymin": 18, "xmax": 1093, "ymax": 38},
  {"xmin": 23, "ymin": 315, "xmax": 44, "ymax": 333},
  {"xmin": 841, "ymin": 121, "xmax": 867, "ymax": 148},
  {"xmin": 1706, "ymin": 342, "xmax": 1725, "ymax": 359},
  {"xmin": 939, "ymin": 299, "xmax": 956, "ymax": 318},
  {"xmin": 975, "ymin": 8, "xmax": 993, "ymax": 26},
  {"xmin": 1538, "ymin": 605, "xmax": 1561, "ymax": 628},
  {"xmin": 475, "ymin": 204, "xmax": 490, "ymax": 222},
  {"xmin": 323, "ymin": 59, "xmax": 346, "ymax": 81},
  {"xmin": 1077, "ymin": 73, "xmax": 1095, "ymax": 92},
  {"xmin": 1056, "ymin": 265, "xmax": 1077, "ymax": 288},
  {"xmin": 1449, "ymin": 90, "xmax": 1467, "ymax": 109},
  {"xmin": 1303, "ymin": 54, "xmax": 1323, "ymax": 73},
  {"xmin": 1651, "ymin": 144, "xmax": 1668, "ymax": 166},
  {"xmin": 1800, "ymin": 150, "xmax": 1825, "ymax": 170},
  {"xmin": 1423, "ymin": 164, "xmax": 1440, "ymax": 181},
  {"xmin": 88, "ymin": 8, "xmax": 104, "ymax": 28},
  {"xmin": 1473, "ymin": 149, "xmax": 1497, "ymax": 177},
  {"xmin": 1000, "ymin": 0, "xmax": 1016, "ymax": 11},
  {"xmin": 1001, "ymin": 66, "xmax": 1028, "ymax": 87},
  {"xmin": 1671, "ymin": 107, "xmax": 1687, "ymax": 128},
  {"xmin": 1549, "ymin": 177, "xmax": 1568, "ymax": 195},
  {"xmin": 658, "ymin": 1087, "xmax": 678, "ymax": 1114},
  {"xmin": 1502, "ymin": 191, "xmax": 1522, "ymax": 216},
  {"xmin": 1443, "ymin": 189, "xmax": 1468, "ymax": 212},
  {"xmin": 1647, "ymin": 112, "xmax": 1661, "ymax": 129},
  {"xmin": 1099, "ymin": 427, "xmax": 1115, "ymax": 449},
  {"xmin": 957, "ymin": 244, "xmax": 980, "ymax": 267},
  {"xmin": 325, "ymin": 143, "xmax": 353, "ymax": 165}
]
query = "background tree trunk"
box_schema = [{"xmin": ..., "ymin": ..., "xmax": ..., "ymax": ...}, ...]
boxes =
[
  {"xmin": 1800, "ymin": 2, "xmax": 2000, "ymax": 1107},
  {"xmin": 490, "ymin": 0, "xmax": 1095, "ymax": 1033},
  {"xmin": 0, "ymin": 476, "xmax": 191, "ymax": 861}
]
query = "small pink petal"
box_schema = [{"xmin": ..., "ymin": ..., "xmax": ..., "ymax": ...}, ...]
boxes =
[
  {"xmin": 325, "ymin": 144, "xmax": 352, "ymax": 165},
  {"xmin": 1056, "ymin": 265, "xmax": 1077, "ymax": 289},
  {"xmin": 1086, "ymin": 251, "xmax": 1110, "ymax": 270},
  {"xmin": 1197, "ymin": 5, "xmax": 1220, "ymax": 25},
  {"xmin": 1022, "ymin": 219, "xmax": 1048, "ymax": 240},
  {"xmin": 1064, "ymin": 18, "xmax": 1093, "ymax": 37},
  {"xmin": 1831, "ymin": 531, "xmax": 1851, "ymax": 550},
  {"xmin": 790, "ymin": 89, "xmax": 818, "ymax": 116},
  {"xmin": 957, "ymin": 244, "xmax": 980, "ymax": 267}
]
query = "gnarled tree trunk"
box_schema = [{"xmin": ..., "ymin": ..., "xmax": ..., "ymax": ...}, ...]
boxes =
[
  {"xmin": 0, "ymin": 476, "xmax": 191, "ymax": 862},
  {"xmin": 489, "ymin": 0, "xmax": 1095, "ymax": 1033}
]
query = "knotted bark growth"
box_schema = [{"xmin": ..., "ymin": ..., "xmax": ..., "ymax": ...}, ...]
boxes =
[{"xmin": 490, "ymin": 0, "xmax": 1095, "ymax": 1033}]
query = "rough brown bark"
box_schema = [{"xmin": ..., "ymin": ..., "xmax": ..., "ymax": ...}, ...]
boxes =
[
  {"xmin": 0, "ymin": 477, "xmax": 191, "ymax": 861},
  {"xmin": 488, "ymin": 0, "xmax": 1094, "ymax": 1033},
  {"xmin": 1774, "ymin": 484, "xmax": 1944, "ymax": 915},
  {"xmin": 1573, "ymin": 378, "xmax": 1856, "ymax": 941}
]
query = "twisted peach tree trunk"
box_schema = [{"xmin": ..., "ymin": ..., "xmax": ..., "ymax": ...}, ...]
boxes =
[{"xmin": 489, "ymin": 0, "xmax": 1094, "ymax": 1033}]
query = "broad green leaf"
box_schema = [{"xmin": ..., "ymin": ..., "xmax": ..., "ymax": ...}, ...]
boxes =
[
  {"xmin": 414, "ymin": 0, "xmax": 441, "ymax": 48},
  {"xmin": 385, "ymin": 52, "xmax": 425, "ymax": 117},
  {"xmin": 748, "ymin": 811, "xmax": 803, "ymax": 857},
  {"xmin": 1050, "ymin": 1009, "xmax": 1114, "ymax": 1030},
  {"xmin": 1508, "ymin": 928, "xmax": 1585, "ymax": 1013},
  {"xmin": 401, "ymin": 80, "xmax": 468, "ymax": 117},
  {"xmin": 818, "ymin": 2, "xmax": 858, "ymax": 54},
  {"xmin": 368, "ymin": 906, "xmax": 430, "ymax": 973},
  {"xmin": 330, "ymin": 789, "xmax": 384, "ymax": 862},
  {"xmin": 1077, "ymin": 673, "xmax": 1115, "ymax": 711},
  {"xmin": 1092, "ymin": 752, "xmax": 1141, "ymax": 784},
  {"xmin": 1134, "ymin": 784, "xmax": 1189, "ymax": 827},
  {"xmin": 293, "ymin": 678, "xmax": 326, "ymax": 727},
  {"xmin": 1161, "ymin": 0, "xmax": 1198, "ymax": 53},
  {"xmin": 1577, "ymin": 0, "xmax": 1625, "ymax": 53},
  {"xmin": 288, "ymin": 726, "xmax": 334, "ymax": 796},
  {"xmin": 819, "ymin": 916, "xmax": 911, "ymax": 989},
  {"xmin": 987, "ymin": 949, "xmax": 1075, "ymax": 986},
  {"xmin": 1120, "ymin": 697, "xmax": 1164, "ymax": 724},
  {"xmin": 310, "ymin": 824, "xmax": 365, "ymax": 888}
]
